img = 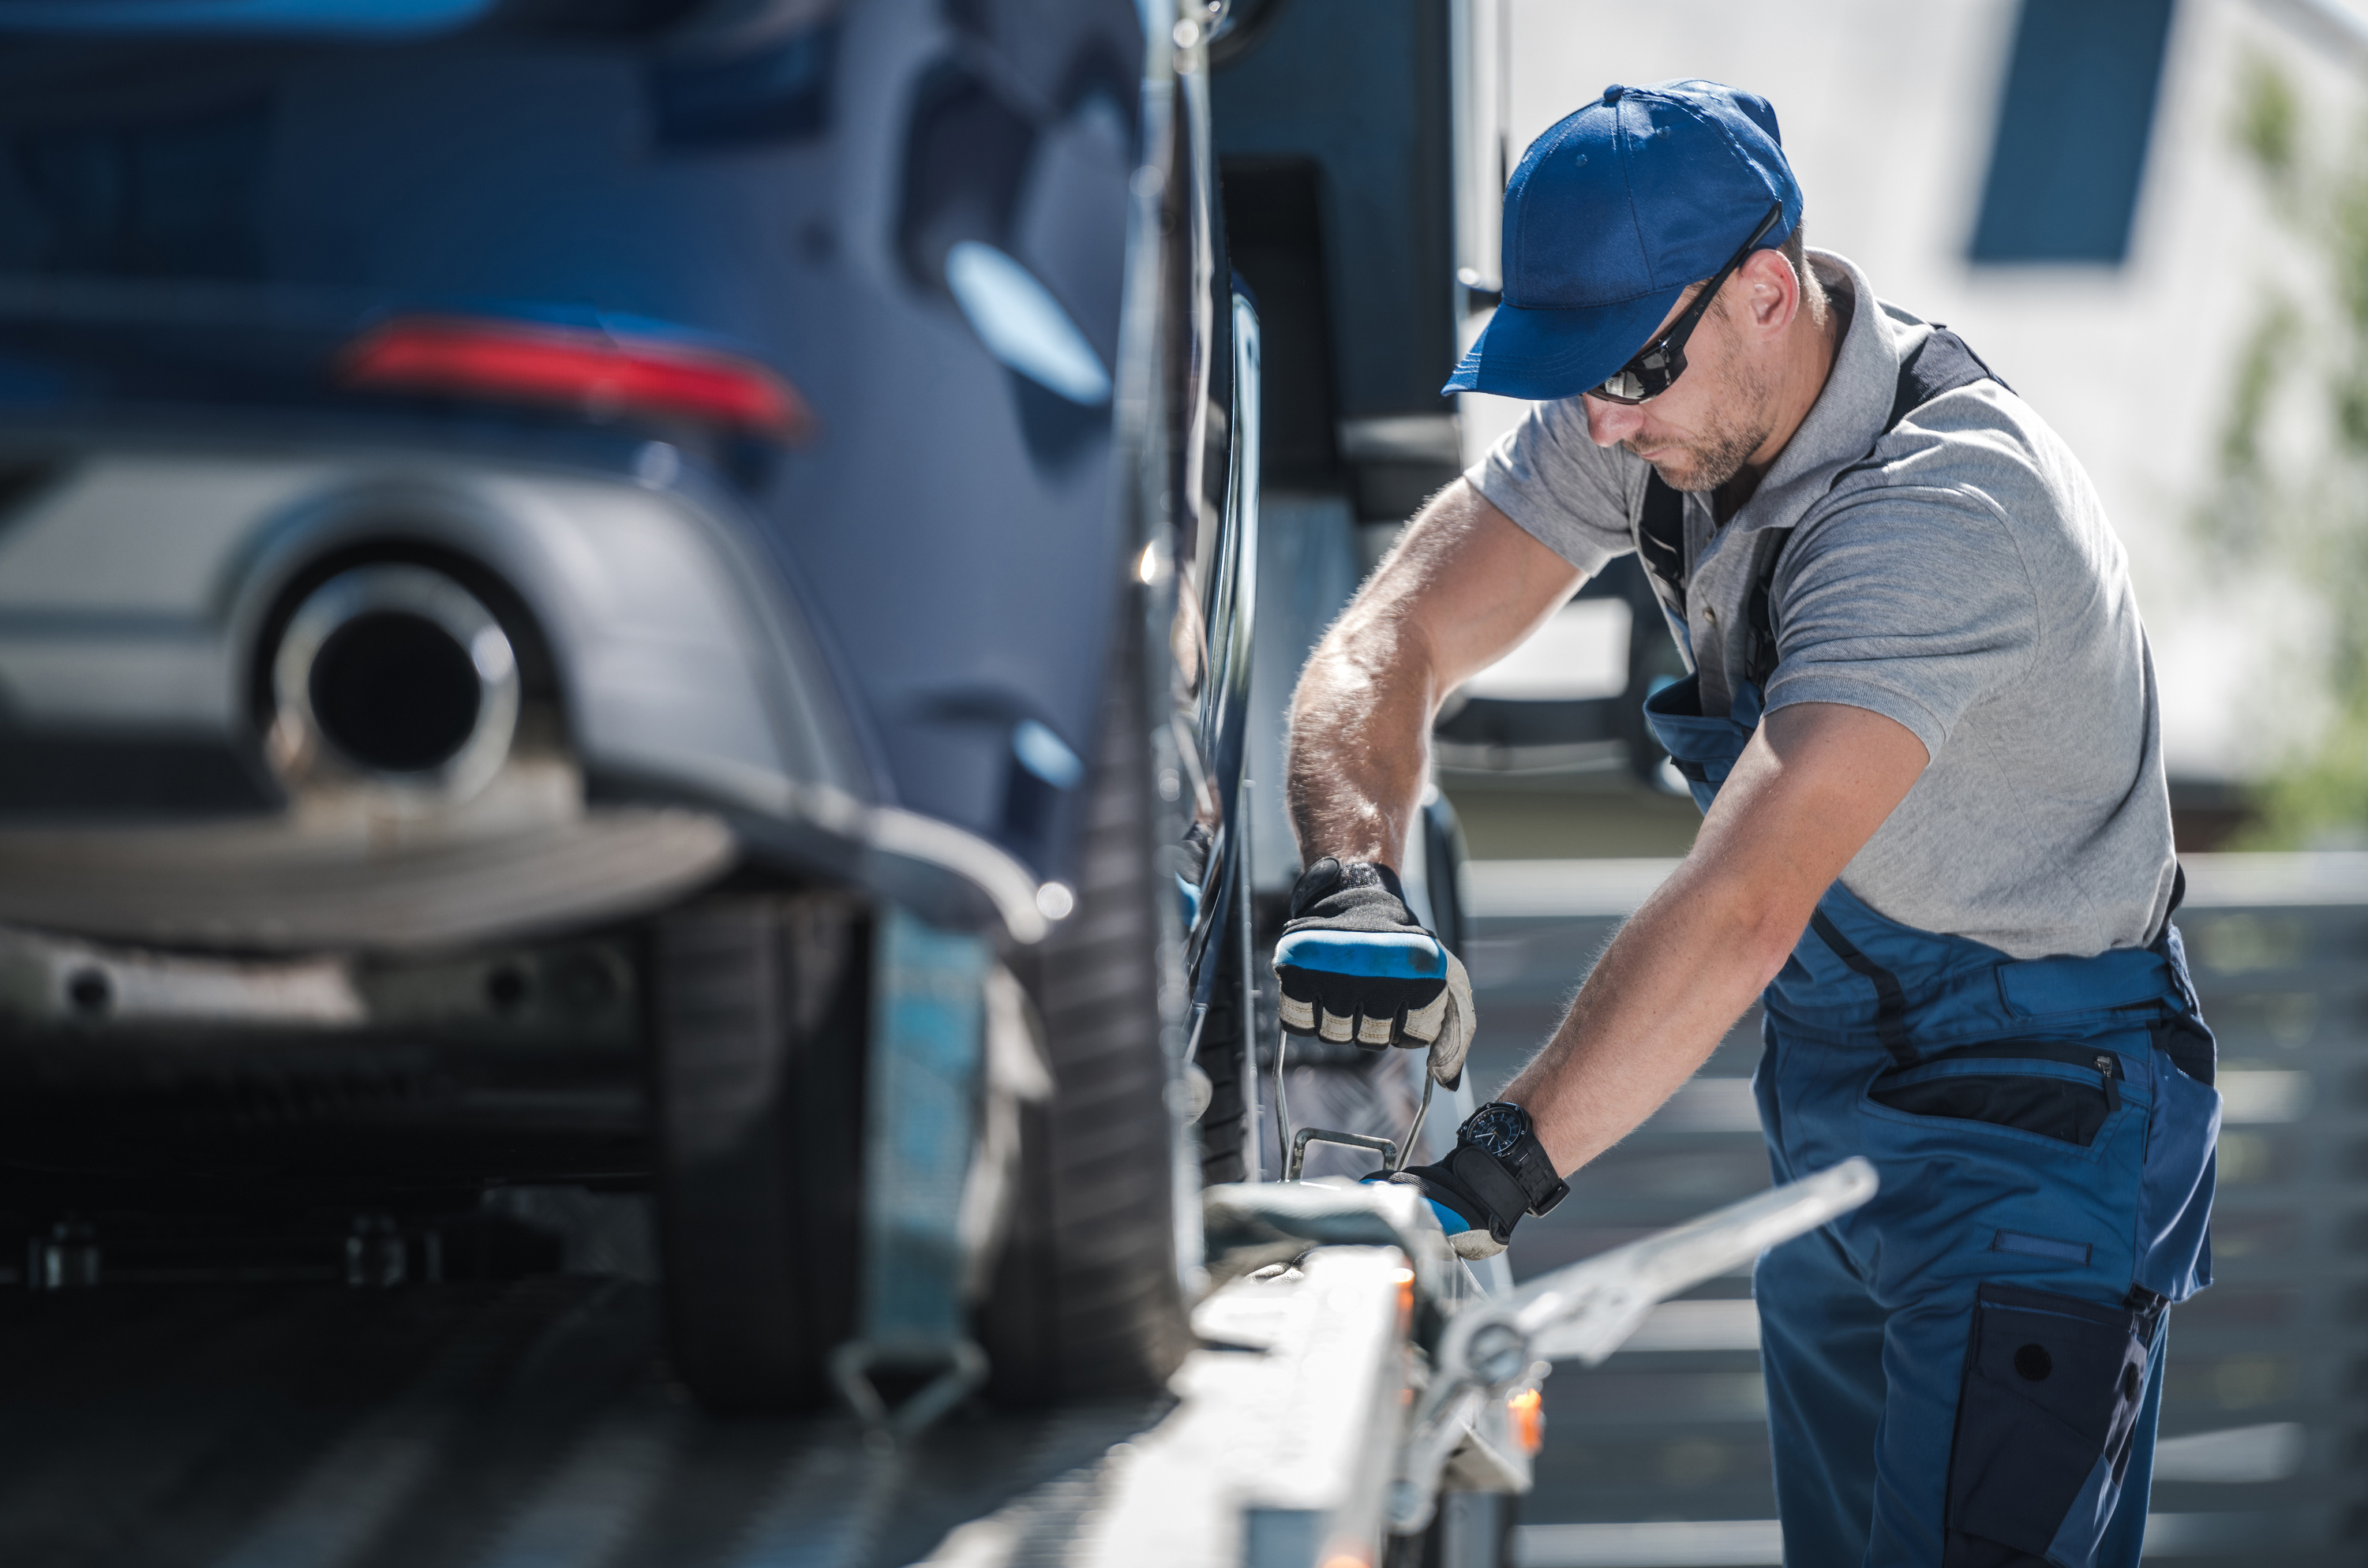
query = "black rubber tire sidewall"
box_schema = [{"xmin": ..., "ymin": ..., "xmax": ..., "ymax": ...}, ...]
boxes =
[
  {"xmin": 650, "ymin": 893, "xmax": 867, "ymax": 1412},
  {"xmin": 979, "ymin": 606, "xmax": 1193, "ymax": 1405}
]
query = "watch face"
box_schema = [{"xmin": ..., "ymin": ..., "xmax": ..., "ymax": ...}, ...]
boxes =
[{"xmin": 1463, "ymin": 1101, "xmax": 1530, "ymax": 1159}]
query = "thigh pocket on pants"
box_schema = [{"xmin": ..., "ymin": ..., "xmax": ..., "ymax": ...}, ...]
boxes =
[{"xmin": 1945, "ymin": 1283, "xmax": 2154, "ymax": 1567}]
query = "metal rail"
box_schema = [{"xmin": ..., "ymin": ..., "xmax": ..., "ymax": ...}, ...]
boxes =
[{"xmin": 1390, "ymin": 1156, "xmax": 1879, "ymax": 1532}]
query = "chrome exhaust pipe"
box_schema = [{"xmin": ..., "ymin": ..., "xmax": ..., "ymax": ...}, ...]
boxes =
[{"xmin": 268, "ymin": 563, "xmax": 521, "ymax": 803}]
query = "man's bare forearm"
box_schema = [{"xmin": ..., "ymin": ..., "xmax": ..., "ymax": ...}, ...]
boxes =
[
  {"xmin": 1283, "ymin": 588, "xmax": 1441, "ymax": 871},
  {"xmin": 1501, "ymin": 702, "xmax": 1931, "ymax": 1172},
  {"xmin": 1284, "ymin": 481, "xmax": 1583, "ymax": 872},
  {"xmin": 1501, "ymin": 856, "xmax": 1795, "ymax": 1170}
]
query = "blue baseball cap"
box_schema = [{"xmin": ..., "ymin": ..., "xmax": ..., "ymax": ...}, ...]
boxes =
[{"xmin": 1444, "ymin": 80, "xmax": 1803, "ymax": 401}]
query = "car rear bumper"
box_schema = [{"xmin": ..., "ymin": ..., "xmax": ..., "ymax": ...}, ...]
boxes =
[{"xmin": 0, "ymin": 428, "xmax": 1060, "ymax": 952}]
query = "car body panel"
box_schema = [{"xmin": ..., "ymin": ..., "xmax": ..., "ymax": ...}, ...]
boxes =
[{"xmin": 0, "ymin": 0, "xmax": 1147, "ymax": 911}]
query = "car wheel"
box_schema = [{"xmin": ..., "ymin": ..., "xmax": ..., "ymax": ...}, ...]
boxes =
[
  {"xmin": 651, "ymin": 890, "xmax": 868, "ymax": 1411},
  {"xmin": 979, "ymin": 609, "xmax": 1194, "ymax": 1405},
  {"xmin": 1190, "ymin": 872, "xmax": 1260, "ymax": 1185}
]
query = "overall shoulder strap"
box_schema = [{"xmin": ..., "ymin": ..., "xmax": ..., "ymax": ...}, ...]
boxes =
[
  {"xmin": 1741, "ymin": 326, "xmax": 2004, "ymax": 687},
  {"xmin": 1886, "ymin": 326, "xmax": 2008, "ymax": 429},
  {"xmin": 1740, "ymin": 528, "xmax": 1789, "ymax": 687},
  {"xmin": 1635, "ymin": 472, "xmax": 1688, "ymax": 619}
]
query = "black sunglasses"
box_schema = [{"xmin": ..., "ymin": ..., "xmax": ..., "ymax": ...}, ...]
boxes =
[{"xmin": 1588, "ymin": 202, "xmax": 1785, "ymax": 405}]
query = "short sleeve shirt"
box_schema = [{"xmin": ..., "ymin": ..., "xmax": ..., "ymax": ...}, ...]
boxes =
[{"xmin": 1469, "ymin": 250, "xmax": 2176, "ymax": 960}]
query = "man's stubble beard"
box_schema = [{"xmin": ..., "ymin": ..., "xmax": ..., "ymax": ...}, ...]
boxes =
[{"xmin": 1625, "ymin": 323, "xmax": 1774, "ymax": 494}]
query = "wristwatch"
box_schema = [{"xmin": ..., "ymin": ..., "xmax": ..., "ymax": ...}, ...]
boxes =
[{"xmin": 1456, "ymin": 1101, "xmax": 1569, "ymax": 1218}]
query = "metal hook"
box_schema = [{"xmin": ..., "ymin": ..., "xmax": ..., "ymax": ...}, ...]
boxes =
[{"xmin": 1284, "ymin": 1065, "xmax": 1440, "ymax": 1179}]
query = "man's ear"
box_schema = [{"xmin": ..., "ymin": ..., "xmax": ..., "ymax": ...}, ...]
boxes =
[{"xmin": 1734, "ymin": 248, "xmax": 1800, "ymax": 336}]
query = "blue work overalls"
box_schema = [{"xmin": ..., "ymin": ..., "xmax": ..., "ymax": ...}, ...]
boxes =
[{"xmin": 1636, "ymin": 332, "xmax": 2220, "ymax": 1568}]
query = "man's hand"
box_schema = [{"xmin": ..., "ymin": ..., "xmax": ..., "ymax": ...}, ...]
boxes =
[
  {"xmin": 1380, "ymin": 1156, "xmax": 1507, "ymax": 1259},
  {"xmin": 1368, "ymin": 1100, "xmax": 1570, "ymax": 1260},
  {"xmin": 1276, "ymin": 483, "xmax": 1576, "ymax": 1089},
  {"xmin": 1274, "ymin": 857, "xmax": 1473, "ymax": 1087}
]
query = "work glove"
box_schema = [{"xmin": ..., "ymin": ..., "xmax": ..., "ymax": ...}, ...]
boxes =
[
  {"xmin": 1372, "ymin": 1100, "xmax": 1569, "ymax": 1261},
  {"xmin": 1273, "ymin": 857, "xmax": 1474, "ymax": 1089},
  {"xmin": 1174, "ymin": 823, "xmax": 1212, "ymax": 930}
]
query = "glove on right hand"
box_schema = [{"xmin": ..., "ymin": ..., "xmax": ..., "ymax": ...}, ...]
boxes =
[{"xmin": 1272, "ymin": 857, "xmax": 1472, "ymax": 1088}]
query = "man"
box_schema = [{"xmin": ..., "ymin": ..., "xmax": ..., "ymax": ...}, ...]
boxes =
[{"xmin": 1269, "ymin": 80, "xmax": 2220, "ymax": 1567}]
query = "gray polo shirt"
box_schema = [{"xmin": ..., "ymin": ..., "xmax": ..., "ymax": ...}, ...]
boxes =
[{"xmin": 1471, "ymin": 249, "xmax": 2176, "ymax": 960}]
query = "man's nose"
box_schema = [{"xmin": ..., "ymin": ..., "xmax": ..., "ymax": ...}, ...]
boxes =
[{"xmin": 1582, "ymin": 395, "xmax": 1645, "ymax": 447}]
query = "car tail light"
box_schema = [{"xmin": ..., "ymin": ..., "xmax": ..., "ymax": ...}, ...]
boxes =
[{"xmin": 339, "ymin": 316, "xmax": 813, "ymax": 442}]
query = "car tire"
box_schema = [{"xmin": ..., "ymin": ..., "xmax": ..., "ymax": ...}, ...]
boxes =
[
  {"xmin": 1190, "ymin": 868, "xmax": 1261, "ymax": 1185},
  {"xmin": 979, "ymin": 608, "xmax": 1194, "ymax": 1405},
  {"xmin": 650, "ymin": 891, "xmax": 868, "ymax": 1412},
  {"xmin": 1192, "ymin": 926, "xmax": 1250, "ymax": 1185}
]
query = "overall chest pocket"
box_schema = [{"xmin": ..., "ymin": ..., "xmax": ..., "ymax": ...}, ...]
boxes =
[{"xmin": 1867, "ymin": 1040, "xmax": 2134, "ymax": 1148}]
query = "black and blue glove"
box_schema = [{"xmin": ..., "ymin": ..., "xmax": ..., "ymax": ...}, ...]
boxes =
[
  {"xmin": 1273, "ymin": 857, "xmax": 1473, "ymax": 1089},
  {"xmin": 1376, "ymin": 1100, "xmax": 1569, "ymax": 1260}
]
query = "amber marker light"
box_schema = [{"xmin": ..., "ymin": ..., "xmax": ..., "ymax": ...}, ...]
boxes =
[{"xmin": 1508, "ymin": 1386, "xmax": 1545, "ymax": 1454}]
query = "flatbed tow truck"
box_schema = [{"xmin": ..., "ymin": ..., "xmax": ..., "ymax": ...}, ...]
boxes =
[
  {"xmin": 0, "ymin": 1140, "xmax": 1872, "ymax": 1568},
  {"xmin": 898, "ymin": 1155, "xmax": 1877, "ymax": 1568}
]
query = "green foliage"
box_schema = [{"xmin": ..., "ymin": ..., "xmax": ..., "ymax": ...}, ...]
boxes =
[
  {"xmin": 2205, "ymin": 56, "xmax": 2368, "ymax": 846},
  {"xmin": 2236, "ymin": 53, "xmax": 2300, "ymax": 179},
  {"xmin": 2212, "ymin": 297, "xmax": 2293, "ymax": 490}
]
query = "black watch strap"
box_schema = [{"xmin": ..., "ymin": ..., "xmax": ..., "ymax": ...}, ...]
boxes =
[{"xmin": 1452, "ymin": 1102, "xmax": 1570, "ymax": 1218}]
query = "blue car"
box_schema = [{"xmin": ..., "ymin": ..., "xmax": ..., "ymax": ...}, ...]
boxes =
[{"xmin": 0, "ymin": 0, "xmax": 1261, "ymax": 1413}]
